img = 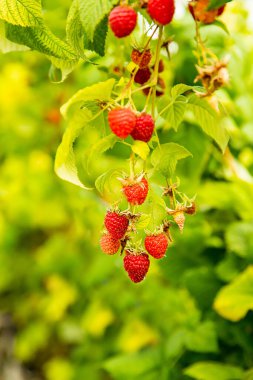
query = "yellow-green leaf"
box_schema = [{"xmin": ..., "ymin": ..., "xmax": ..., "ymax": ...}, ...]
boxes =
[{"xmin": 214, "ymin": 266, "xmax": 253, "ymax": 321}]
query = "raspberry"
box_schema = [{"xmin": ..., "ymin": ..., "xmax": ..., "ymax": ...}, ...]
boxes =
[
  {"xmin": 104, "ymin": 211, "xmax": 129, "ymax": 239},
  {"xmin": 134, "ymin": 68, "xmax": 151, "ymax": 85},
  {"xmin": 188, "ymin": 0, "xmax": 225, "ymax": 24},
  {"xmin": 147, "ymin": 0, "xmax": 175, "ymax": 25},
  {"xmin": 131, "ymin": 113, "xmax": 154, "ymax": 142},
  {"xmin": 145, "ymin": 233, "xmax": 168, "ymax": 259},
  {"xmin": 108, "ymin": 108, "xmax": 136, "ymax": 138},
  {"xmin": 100, "ymin": 234, "xmax": 121, "ymax": 255},
  {"xmin": 122, "ymin": 177, "xmax": 149, "ymax": 205},
  {"xmin": 131, "ymin": 49, "xmax": 152, "ymax": 68},
  {"xmin": 123, "ymin": 251, "xmax": 150, "ymax": 283},
  {"xmin": 109, "ymin": 5, "xmax": 137, "ymax": 38}
]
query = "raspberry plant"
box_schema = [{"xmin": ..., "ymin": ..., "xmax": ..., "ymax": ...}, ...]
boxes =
[{"xmin": 0, "ymin": 0, "xmax": 233, "ymax": 282}]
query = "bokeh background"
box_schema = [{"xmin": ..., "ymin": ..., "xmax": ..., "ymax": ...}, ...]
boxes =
[{"xmin": 1, "ymin": 1, "xmax": 253, "ymax": 379}]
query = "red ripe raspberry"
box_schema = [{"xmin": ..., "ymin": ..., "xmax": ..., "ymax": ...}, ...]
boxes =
[
  {"xmin": 131, "ymin": 113, "xmax": 154, "ymax": 142},
  {"xmin": 123, "ymin": 251, "xmax": 150, "ymax": 283},
  {"xmin": 145, "ymin": 233, "xmax": 168, "ymax": 259},
  {"xmin": 131, "ymin": 49, "xmax": 152, "ymax": 68},
  {"xmin": 122, "ymin": 177, "xmax": 149, "ymax": 205},
  {"xmin": 134, "ymin": 68, "xmax": 151, "ymax": 85},
  {"xmin": 104, "ymin": 211, "xmax": 129, "ymax": 239},
  {"xmin": 147, "ymin": 0, "xmax": 175, "ymax": 25},
  {"xmin": 188, "ymin": 0, "xmax": 225, "ymax": 24},
  {"xmin": 100, "ymin": 234, "xmax": 120, "ymax": 255},
  {"xmin": 109, "ymin": 6, "xmax": 137, "ymax": 38},
  {"xmin": 108, "ymin": 108, "xmax": 136, "ymax": 138}
]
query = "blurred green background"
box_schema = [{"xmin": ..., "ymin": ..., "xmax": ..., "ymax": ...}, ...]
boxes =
[{"xmin": 1, "ymin": 1, "xmax": 253, "ymax": 379}]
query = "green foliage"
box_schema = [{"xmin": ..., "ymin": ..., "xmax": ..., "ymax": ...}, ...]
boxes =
[
  {"xmin": 186, "ymin": 93, "xmax": 229, "ymax": 152},
  {"xmin": 0, "ymin": 0, "xmax": 43, "ymax": 27},
  {"xmin": 214, "ymin": 266, "xmax": 253, "ymax": 321},
  {"xmin": 184, "ymin": 361, "xmax": 243, "ymax": 380},
  {"xmin": 55, "ymin": 79, "xmax": 115, "ymax": 188},
  {"xmin": 1, "ymin": 1, "xmax": 253, "ymax": 380},
  {"xmin": 151, "ymin": 143, "xmax": 192, "ymax": 178},
  {"xmin": 208, "ymin": 0, "xmax": 232, "ymax": 11}
]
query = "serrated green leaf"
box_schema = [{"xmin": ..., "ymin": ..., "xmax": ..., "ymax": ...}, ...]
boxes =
[
  {"xmin": 171, "ymin": 84, "xmax": 193, "ymax": 99},
  {"xmin": 6, "ymin": 22, "xmax": 77, "ymax": 60},
  {"xmin": 132, "ymin": 141, "xmax": 150, "ymax": 160},
  {"xmin": 55, "ymin": 80, "xmax": 116, "ymax": 188},
  {"xmin": 66, "ymin": 0, "xmax": 86, "ymax": 58},
  {"xmin": 135, "ymin": 214, "xmax": 151, "ymax": 229},
  {"xmin": 187, "ymin": 94, "xmax": 229, "ymax": 152},
  {"xmin": 86, "ymin": 134, "xmax": 119, "ymax": 172},
  {"xmin": 0, "ymin": 20, "xmax": 29, "ymax": 52},
  {"xmin": 95, "ymin": 169, "xmax": 122, "ymax": 195},
  {"xmin": 214, "ymin": 266, "xmax": 253, "ymax": 321},
  {"xmin": 55, "ymin": 110, "xmax": 93, "ymax": 189},
  {"xmin": 61, "ymin": 78, "xmax": 115, "ymax": 119},
  {"xmin": 184, "ymin": 361, "xmax": 243, "ymax": 380},
  {"xmin": 49, "ymin": 57, "xmax": 78, "ymax": 83},
  {"xmin": 166, "ymin": 98, "xmax": 188, "ymax": 131},
  {"xmin": 78, "ymin": 0, "xmax": 115, "ymax": 41},
  {"xmin": 207, "ymin": 0, "xmax": 232, "ymax": 11},
  {"xmin": 84, "ymin": 16, "xmax": 108, "ymax": 56},
  {"xmin": 0, "ymin": 0, "xmax": 43, "ymax": 27},
  {"xmin": 151, "ymin": 143, "xmax": 192, "ymax": 178}
]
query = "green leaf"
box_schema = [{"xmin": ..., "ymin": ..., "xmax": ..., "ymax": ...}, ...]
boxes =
[
  {"xmin": 0, "ymin": 20, "xmax": 29, "ymax": 52},
  {"xmin": 66, "ymin": 0, "xmax": 86, "ymax": 58},
  {"xmin": 95, "ymin": 169, "xmax": 122, "ymax": 195},
  {"xmin": 187, "ymin": 94, "xmax": 229, "ymax": 152},
  {"xmin": 225, "ymin": 222, "xmax": 253, "ymax": 258},
  {"xmin": 210, "ymin": 20, "xmax": 229, "ymax": 34},
  {"xmin": 6, "ymin": 23, "xmax": 77, "ymax": 60},
  {"xmin": 135, "ymin": 214, "xmax": 151, "ymax": 229},
  {"xmin": 0, "ymin": 0, "xmax": 43, "ymax": 27},
  {"xmin": 132, "ymin": 141, "xmax": 150, "ymax": 160},
  {"xmin": 78, "ymin": 0, "xmax": 115, "ymax": 41},
  {"xmin": 184, "ymin": 361, "xmax": 243, "ymax": 380},
  {"xmin": 151, "ymin": 143, "xmax": 192, "ymax": 178},
  {"xmin": 49, "ymin": 57, "xmax": 78, "ymax": 83},
  {"xmin": 61, "ymin": 78, "xmax": 115, "ymax": 119},
  {"xmin": 214, "ymin": 266, "xmax": 253, "ymax": 321},
  {"xmin": 86, "ymin": 134, "xmax": 119, "ymax": 172},
  {"xmin": 55, "ymin": 80, "xmax": 115, "ymax": 188},
  {"xmin": 171, "ymin": 84, "xmax": 193, "ymax": 99},
  {"xmin": 207, "ymin": 0, "xmax": 232, "ymax": 11},
  {"xmin": 55, "ymin": 110, "xmax": 93, "ymax": 189},
  {"xmin": 84, "ymin": 16, "xmax": 108, "ymax": 56},
  {"xmin": 166, "ymin": 96, "xmax": 188, "ymax": 131},
  {"xmin": 185, "ymin": 321, "xmax": 218, "ymax": 353},
  {"xmin": 103, "ymin": 348, "xmax": 161, "ymax": 379}
]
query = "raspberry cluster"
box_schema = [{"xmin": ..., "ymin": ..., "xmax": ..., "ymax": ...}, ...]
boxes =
[
  {"xmin": 108, "ymin": 108, "xmax": 155, "ymax": 143},
  {"xmin": 98, "ymin": 0, "xmax": 226, "ymax": 283},
  {"xmin": 100, "ymin": 159, "xmax": 195, "ymax": 283},
  {"xmin": 100, "ymin": 210, "xmax": 171, "ymax": 283},
  {"xmin": 109, "ymin": 0, "xmax": 175, "ymax": 40}
]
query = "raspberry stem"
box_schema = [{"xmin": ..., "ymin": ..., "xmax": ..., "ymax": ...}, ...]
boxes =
[{"xmin": 151, "ymin": 25, "xmax": 164, "ymax": 148}]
